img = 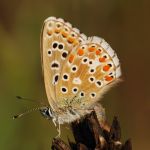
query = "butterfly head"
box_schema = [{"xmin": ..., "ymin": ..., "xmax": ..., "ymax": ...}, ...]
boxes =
[{"xmin": 40, "ymin": 106, "xmax": 55, "ymax": 120}]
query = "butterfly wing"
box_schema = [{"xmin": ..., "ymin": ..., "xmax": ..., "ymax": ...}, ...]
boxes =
[
  {"xmin": 41, "ymin": 17, "xmax": 87, "ymax": 110},
  {"xmin": 56, "ymin": 36, "xmax": 121, "ymax": 110}
]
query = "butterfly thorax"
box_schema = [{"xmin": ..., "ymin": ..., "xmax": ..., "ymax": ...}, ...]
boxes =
[{"xmin": 40, "ymin": 102, "xmax": 92, "ymax": 124}]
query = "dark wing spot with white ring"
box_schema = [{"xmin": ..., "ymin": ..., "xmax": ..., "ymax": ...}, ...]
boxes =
[
  {"xmin": 52, "ymin": 42, "xmax": 58, "ymax": 49},
  {"xmin": 62, "ymin": 73, "xmax": 69, "ymax": 81},
  {"xmin": 47, "ymin": 49, "xmax": 52, "ymax": 56},
  {"xmin": 71, "ymin": 65, "xmax": 78, "ymax": 72},
  {"xmin": 61, "ymin": 51, "xmax": 68, "ymax": 60},
  {"xmin": 52, "ymin": 74, "xmax": 59, "ymax": 85},
  {"xmin": 89, "ymin": 68, "xmax": 96, "ymax": 74},
  {"xmin": 72, "ymin": 87, "xmax": 78, "ymax": 94},
  {"xmin": 90, "ymin": 92, "xmax": 96, "ymax": 98},
  {"xmin": 88, "ymin": 76, "xmax": 95, "ymax": 83},
  {"xmin": 82, "ymin": 57, "xmax": 89, "ymax": 64},
  {"xmin": 58, "ymin": 43, "xmax": 64, "ymax": 50},
  {"xmin": 51, "ymin": 61, "xmax": 60, "ymax": 70},
  {"xmin": 80, "ymin": 91, "xmax": 85, "ymax": 97},
  {"xmin": 61, "ymin": 86, "xmax": 68, "ymax": 93},
  {"xmin": 95, "ymin": 80, "xmax": 102, "ymax": 87}
]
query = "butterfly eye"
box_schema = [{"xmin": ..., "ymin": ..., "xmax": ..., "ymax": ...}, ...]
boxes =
[
  {"xmin": 90, "ymin": 92, "xmax": 96, "ymax": 98},
  {"xmin": 72, "ymin": 87, "xmax": 78, "ymax": 94}
]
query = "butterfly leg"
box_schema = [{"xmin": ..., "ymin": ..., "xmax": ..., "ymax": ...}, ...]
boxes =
[
  {"xmin": 52, "ymin": 117, "xmax": 57, "ymax": 127},
  {"xmin": 55, "ymin": 122, "xmax": 61, "ymax": 138}
]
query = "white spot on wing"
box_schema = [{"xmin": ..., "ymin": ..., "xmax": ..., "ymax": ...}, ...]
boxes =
[
  {"xmin": 89, "ymin": 58, "xmax": 100, "ymax": 68},
  {"xmin": 73, "ymin": 77, "xmax": 82, "ymax": 85}
]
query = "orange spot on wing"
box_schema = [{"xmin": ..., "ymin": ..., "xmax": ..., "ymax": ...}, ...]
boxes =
[
  {"xmin": 105, "ymin": 76, "xmax": 113, "ymax": 81},
  {"xmin": 103, "ymin": 65, "xmax": 110, "ymax": 71},
  {"xmin": 55, "ymin": 29, "xmax": 61, "ymax": 33},
  {"xmin": 99, "ymin": 57, "xmax": 106, "ymax": 62},
  {"xmin": 47, "ymin": 30, "xmax": 52, "ymax": 35},
  {"xmin": 96, "ymin": 49, "xmax": 102, "ymax": 55},
  {"xmin": 73, "ymin": 40, "xmax": 79, "ymax": 46},
  {"xmin": 67, "ymin": 37, "xmax": 74, "ymax": 44},
  {"xmin": 88, "ymin": 47, "xmax": 96, "ymax": 52},
  {"xmin": 77, "ymin": 48, "xmax": 84, "ymax": 56},
  {"xmin": 62, "ymin": 31, "xmax": 68, "ymax": 38},
  {"xmin": 69, "ymin": 54, "xmax": 74, "ymax": 63}
]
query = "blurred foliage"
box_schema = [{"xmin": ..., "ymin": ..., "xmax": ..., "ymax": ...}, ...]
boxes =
[{"xmin": 0, "ymin": 0, "xmax": 150, "ymax": 150}]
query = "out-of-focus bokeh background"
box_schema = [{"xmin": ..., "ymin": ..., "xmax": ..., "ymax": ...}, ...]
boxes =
[{"xmin": 0, "ymin": 0, "xmax": 150, "ymax": 149}]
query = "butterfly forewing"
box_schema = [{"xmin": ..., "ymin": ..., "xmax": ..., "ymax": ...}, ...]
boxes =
[
  {"xmin": 41, "ymin": 17, "xmax": 87, "ymax": 110},
  {"xmin": 41, "ymin": 17, "xmax": 121, "ymax": 115}
]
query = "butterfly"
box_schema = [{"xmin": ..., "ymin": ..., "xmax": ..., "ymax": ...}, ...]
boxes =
[{"xmin": 39, "ymin": 17, "xmax": 121, "ymax": 136}]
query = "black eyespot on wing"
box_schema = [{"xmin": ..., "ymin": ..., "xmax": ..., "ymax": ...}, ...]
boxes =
[
  {"xmin": 83, "ymin": 58, "xmax": 87, "ymax": 62},
  {"xmin": 54, "ymin": 75, "xmax": 59, "ymax": 82},
  {"xmin": 58, "ymin": 44, "xmax": 63, "ymax": 50},
  {"xmin": 48, "ymin": 50, "xmax": 51, "ymax": 55},
  {"xmin": 52, "ymin": 63, "xmax": 59, "ymax": 68},
  {"xmin": 96, "ymin": 81, "xmax": 101, "ymax": 86},
  {"xmin": 73, "ymin": 88, "xmax": 77, "ymax": 92},
  {"xmin": 53, "ymin": 42, "xmax": 58, "ymax": 48},
  {"xmin": 89, "ymin": 61, "xmax": 93, "ymax": 64},
  {"xmin": 91, "ymin": 93, "xmax": 96, "ymax": 97},
  {"xmin": 80, "ymin": 92, "xmax": 85, "ymax": 97},
  {"xmin": 61, "ymin": 87, "xmax": 67, "ymax": 93},
  {"xmin": 63, "ymin": 74, "xmax": 68, "ymax": 80},
  {"xmin": 62, "ymin": 52, "xmax": 68, "ymax": 58},
  {"xmin": 90, "ymin": 69, "xmax": 95, "ymax": 73}
]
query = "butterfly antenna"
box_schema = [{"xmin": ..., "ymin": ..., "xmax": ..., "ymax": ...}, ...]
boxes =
[
  {"xmin": 13, "ymin": 107, "xmax": 42, "ymax": 119},
  {"xmin": 16, "ymin": 96, "xmax": 45, "ymax": 105}
]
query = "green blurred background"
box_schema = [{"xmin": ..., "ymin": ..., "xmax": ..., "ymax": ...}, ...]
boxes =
[{"xmin": 0, "ymin": 0, "xmax": 150, "ymax": 149}]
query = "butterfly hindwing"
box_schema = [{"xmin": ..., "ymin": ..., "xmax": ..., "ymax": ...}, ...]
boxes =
[{"xmin": 57, "ymin": 36, "xmax": 121, "ymax": 109}]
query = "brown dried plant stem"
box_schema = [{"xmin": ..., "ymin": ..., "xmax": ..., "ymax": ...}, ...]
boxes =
[{"xmin": 51, "ymin": 111, "xmax": 132, "ymax": 150}]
